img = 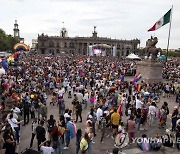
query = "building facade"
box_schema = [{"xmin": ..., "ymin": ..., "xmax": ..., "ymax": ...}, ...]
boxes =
[
  {"xmin": 37, "ymin": 26, "xmax": 140, "ymax": 57},
  {"xmin": 31, "ymin": 39, "xmax": 38, "ymax": 51}
]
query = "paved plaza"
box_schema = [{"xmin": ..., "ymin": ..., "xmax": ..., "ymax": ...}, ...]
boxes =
[{"xmin": 14, "ymin": 78, "xmax": 179, "ymax": 154}]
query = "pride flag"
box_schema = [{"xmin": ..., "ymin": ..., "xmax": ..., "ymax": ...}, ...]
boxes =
[
  {"xmin": 133, "ymin": 73, "xmax": 142, "ymax": 83},
  {"xmin": 67, "ymin": 121, "xmax": 76, "ymax": 139}
]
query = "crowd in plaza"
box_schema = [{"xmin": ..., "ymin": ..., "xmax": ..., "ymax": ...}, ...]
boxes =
[
  {"xmin": 0, "ymin": 52, "xmax": 180, "ymax": 154},
  {"xmin": 163, "ymin": 59, "xmax": 180, "ymax": 81}
]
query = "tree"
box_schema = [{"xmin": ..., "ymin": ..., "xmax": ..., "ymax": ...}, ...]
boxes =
[{"xmin": 0, "ymin": 28, "xmax": 19, "ymax": 51}]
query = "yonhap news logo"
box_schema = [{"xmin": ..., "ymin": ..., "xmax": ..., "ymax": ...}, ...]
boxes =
[{"xmin": 132, "ymin": 137, "xmax": 180, "ymax": 144}]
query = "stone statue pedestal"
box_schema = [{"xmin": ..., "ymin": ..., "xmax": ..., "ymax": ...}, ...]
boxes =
[{"xmin": 136, "ymin": 60, "xmax": 163, "ymax": 83}]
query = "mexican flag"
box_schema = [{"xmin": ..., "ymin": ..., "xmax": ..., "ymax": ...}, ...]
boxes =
[{"xmin": 148, "ymin": 9, "xmax": 171, "ymax": 32}]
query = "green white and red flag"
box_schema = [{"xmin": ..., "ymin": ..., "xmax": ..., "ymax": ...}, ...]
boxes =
[{"xmin": 148, "ymin": 9, "xmax": 171, "ymax": 32}]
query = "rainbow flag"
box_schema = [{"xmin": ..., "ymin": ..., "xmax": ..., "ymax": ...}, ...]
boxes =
[{"xmin": 133, "ymin": 73, "xmax": 142, "ymax": 83}]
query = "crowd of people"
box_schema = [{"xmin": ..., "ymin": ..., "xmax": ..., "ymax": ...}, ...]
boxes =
[
  {"xmin": 0, "ymin": 53, "xmax": 179, "ymax": 154},
  {"xmin": 163, "ymin": 59, "xmax": 180, "ymax": 81}
]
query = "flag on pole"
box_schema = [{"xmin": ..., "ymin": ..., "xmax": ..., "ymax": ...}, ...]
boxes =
[{"xmin": 148, "ymin": 8, "xmax": 171, "ymax": 32}]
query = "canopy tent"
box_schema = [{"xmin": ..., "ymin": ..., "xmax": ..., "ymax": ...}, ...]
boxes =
[
  {"xmin": 126, "ymin": 53, "xmax": 141, "ymax": 60},
  {"xmin": 92, "ymin": 44, "xmax": 111, "ymax": 49}
]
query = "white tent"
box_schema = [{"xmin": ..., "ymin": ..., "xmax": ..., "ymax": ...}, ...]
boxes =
[
  {"xmin": 92, "ymin": 44, "xmax": 111, "ymax": 49},
  {"xmin": 126, "ymin": 53, "xmax": 141, "ymax": 60}
]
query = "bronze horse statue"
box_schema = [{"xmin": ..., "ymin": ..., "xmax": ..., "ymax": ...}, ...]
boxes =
[{"xmin": 144, "ymin": 36, "xmax": 161, "ymax": 61}]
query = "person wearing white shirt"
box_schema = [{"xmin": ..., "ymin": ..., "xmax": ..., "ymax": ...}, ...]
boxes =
[
  {"xmin": 136, "ymin": 96, "xmax": 143, "ymax": 109},
  {"xmin": 39, "ymin": 140, "xmax": 54, "ymax": 154},
  {"xmin": 83, "ymin": 91, "xmax": 89, "ymax": 109},
  {"xmin": 64, "ymin": 109, "xmax": 71, "ymax": 122},
  {"xmin": 8, "ymin": 113, "xmax": 23, "ymax": 143},
  {"xmin": 58, "ymin": 88, "xmax": 65, "ymax": 97},
  {"xmin": 30, "ymin": 117, "xmax": 38, "ymax": 148},
  {"xmin": 75, "ymin": 92, "xmax": 83, "ymax": 103},
  {"xmin": 148, "ymin": 102, "xmax": 157, "ymax": 127},
  {"xmin": 11, "ymin": 106, "xmax": 21, "ymax": 114},
  {"xmin": 96, "ymin": 106, "xmax": 103, "ymax": 130},
  {"xmin": 6, "ymin": 110, "xmax": 18, "ymax": 120}
]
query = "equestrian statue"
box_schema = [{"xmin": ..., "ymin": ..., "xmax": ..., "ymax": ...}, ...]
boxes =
[{"xmin": 144, "ymin": 36, "xmax": 162, "ymax": 61}]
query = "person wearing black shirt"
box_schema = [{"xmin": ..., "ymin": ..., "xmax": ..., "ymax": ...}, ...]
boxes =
[
  {"xmin": 3, "ymin": 129, "xmax": 16, "ymax": 154},
  {"xmin": 36, "ymin": 120, "xmax": 46, "ymax": 151},
  {"xmin": 171, "ymin": 107, "xmax": 179, "ymax": 131},
  {"xmin": 23, "ymin": 100, "xmax": 30, "ymax": 125},
  {"xmin": 47, "ymin": 115, "xmax": 56, "ymax": 141},
  {"xmin": 75, "ymin": 101, "xmax": 82, "ymax": 122},
  {"xmin": 128, "ymin": 82, "xmax": 132, "ymax": 96}
]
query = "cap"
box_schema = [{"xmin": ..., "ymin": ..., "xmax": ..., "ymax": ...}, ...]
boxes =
[
  {"xmin": 174, "ymin": 106, "xmax": 178, "ymax": 109},
  {"xmin": 88, "ymin": 115, "xmax": 93, "ymax": 119}
]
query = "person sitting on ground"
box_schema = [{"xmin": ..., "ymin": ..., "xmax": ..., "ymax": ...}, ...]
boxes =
[
  {"xmin": 107, "ymin": 147, "xmax": 119, "ymax": 154},
  {"xmin": 150, "ymin": 134, "xmax": 161, "ymax": 151},
  {"xmin": 39, "ymin": 140, "xmax": 54, "ymax": 154},
  {"xmin": 161, "ymin": 129, "xmax": 173, "ymax": 147},
  {"xmin": 137, "ymin": 134, "xmax": 151, "ymax": 152}
]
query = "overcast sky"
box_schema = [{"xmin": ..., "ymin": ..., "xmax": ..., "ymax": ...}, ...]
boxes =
[{"xmin": 0, "ymin": 0, "xmax": 179, "ymax": 49}]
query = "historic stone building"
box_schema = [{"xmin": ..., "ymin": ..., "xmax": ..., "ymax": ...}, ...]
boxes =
[{"xmin": 37, "ymin": 26, "xmax": 140, "ymax": 57}]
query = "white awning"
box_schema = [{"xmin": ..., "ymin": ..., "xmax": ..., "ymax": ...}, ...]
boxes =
[
  {"xmin": 92, "ymin": 44, "xmax": 111, "ymax": 49},
  {"xmin": 126, "ymin": 53, "xmax": 141, "ymax": 60}
]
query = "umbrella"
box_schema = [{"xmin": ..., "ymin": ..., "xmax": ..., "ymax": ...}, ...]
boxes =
[
  {"xmin": 126, "ymin": 53, "xmax": 141, "ymax": 60},
  {"xmin": 92, "ymin": 44, "xmax": 111, "ymax": 49}
]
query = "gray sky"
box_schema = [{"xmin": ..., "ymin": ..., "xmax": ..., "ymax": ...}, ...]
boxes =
[{"xmin": 0, "ymin": 0, "xmax": 179, "ymax": 49}]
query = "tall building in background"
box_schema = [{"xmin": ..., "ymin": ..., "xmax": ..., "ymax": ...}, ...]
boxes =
[
  {"xmin": 38, "ymin": 26, "xmax": 140, "ymax": 57},
  {"xmin": 31, "ymin": 39, "xmax": 38, "ymax": 51},
  {"xmin": 13, "ymin": 20, "xmax": 24, "ymax": 42}
]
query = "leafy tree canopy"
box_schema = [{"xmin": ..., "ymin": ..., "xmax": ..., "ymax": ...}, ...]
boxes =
[{"xmin": 0, "ymin": 28, "xmax": 19, "ymax": 52}]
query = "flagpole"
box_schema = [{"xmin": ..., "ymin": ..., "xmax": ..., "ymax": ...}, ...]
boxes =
[{"xmin": 166, "ymin": 5, "xmax": 173, "ymax": 61}]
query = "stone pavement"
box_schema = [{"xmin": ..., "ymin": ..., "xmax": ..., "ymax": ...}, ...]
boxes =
[{"xmin": 15, "ymin": 84, "xmax": 179, "ymax": 154}]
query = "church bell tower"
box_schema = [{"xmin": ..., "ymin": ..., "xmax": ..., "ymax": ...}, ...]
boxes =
[{"xmin": 13, "ymin": 20, "xmax": 20, "ymax": 38}]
